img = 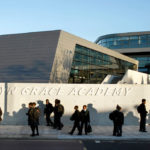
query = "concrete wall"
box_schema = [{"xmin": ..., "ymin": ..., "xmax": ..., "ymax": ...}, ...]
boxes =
[
  {"xmin": 0, "ymin": 83, "xmax": 150, "ymax": 126},
  {"xmin": 119, "ymin": 69, "xmax": 149, "ymax": 84}
]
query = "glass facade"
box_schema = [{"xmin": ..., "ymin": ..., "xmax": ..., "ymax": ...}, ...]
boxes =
[
  {"xmin": 130, "ymin": 56, "xmax": 150, "ymax": 73},
  {"xmin": 97, "ymin": 34, "xmax": 150, "ymax": 50},
  {"xmin": 96, "ymin": 33, "xmax": 150, "ymax": 74},
  {"xmin": 68, "ymin": 45, "xmax": 136, "ymax": 83}
]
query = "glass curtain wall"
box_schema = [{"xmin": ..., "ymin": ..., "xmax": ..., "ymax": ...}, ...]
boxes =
[
  {"xmin": 68, "ymin": 45, "xmax": 136, "ymax": 83},
  {"xmin": 97, "ymin": 34, "xmax": 150, "ymax": 49},
  {"xmin": 131, "ymin": 56, "xmax": 150, "ymax": 73}
]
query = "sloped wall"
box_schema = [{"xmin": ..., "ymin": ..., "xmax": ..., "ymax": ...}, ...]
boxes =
[{"xmin": 0, "ymin": 31, "xmax": 60, "ymax": 82}]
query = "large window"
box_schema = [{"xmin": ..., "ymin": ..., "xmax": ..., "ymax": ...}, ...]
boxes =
[
  {"xmin": 131, "ymin": 56, "xmax": 150, "ymax": 73},
  {"xmin": 97, "ymin": 34, "xmax": 150, "ymax": 49},
  {"xmin": 68, "ymin": 45, "xmax": 136, "ymax": 83}
]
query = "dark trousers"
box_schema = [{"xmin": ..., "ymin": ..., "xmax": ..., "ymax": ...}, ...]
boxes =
[
  {"xmin": 70, "ymin": 121, "xmax": 80, "ymax": 134},
  {"xmin": 80, "ymin": 121, "xmax": 88, "ymax": 134},
  {"xmin": 113, "ymin": 123, "xmax": 122, "ymax": 136},
  {"xmin": 35, "ymin": 125, "xmax": 39, "ymax": 134},
  {"xmin": 46, "ymin": 113, "xmax": 53, "ymax": 126},
  {"xmin": 54, "ymin": 114, "xmax": 63, "ymax": 129},
  {"xmin": 30, "ymin": 125, "xmax": 35, "ymax": 135},
  {"xmin": 140, "ymin": 114, "xmax": 146, "ymax": 131},
  {"xmin": 30, "ymin": 125, "xmax": 39, "ymax": 135}
]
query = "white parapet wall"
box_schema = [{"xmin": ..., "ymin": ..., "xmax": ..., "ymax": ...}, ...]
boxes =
[
  {"xmin": 119, "ymin": 69, "xmax": 149, "ymax": 84},
  {"xmin": 0, "ymin": 83, "xmax": 150, "ymax": 126}
]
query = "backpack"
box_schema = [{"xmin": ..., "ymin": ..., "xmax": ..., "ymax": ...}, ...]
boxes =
[
  {"xmin": 58, "ymin": 104, "xmax": 64, "ymax": 114},
  {"xmin": 137, "ymin": 105, "xmax": 141, "ymax": 113},
  {"xmin": 33, "ymin": 108, "xmax": 40, "ymax": 120},
  {"xmin": 70, "ymin": 114, "xmax": 75, "ymax": 121},
  {"xmin": 109, "ymin": 112, "xmax": 115, "ymax": 120}
]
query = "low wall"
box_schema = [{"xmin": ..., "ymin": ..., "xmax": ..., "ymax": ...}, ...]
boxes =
[{"xmin": 0, "ymin": 83, "xmax": 150, "ymax": 126}]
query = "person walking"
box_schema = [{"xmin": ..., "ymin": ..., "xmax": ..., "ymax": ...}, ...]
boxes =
[
  {"xmin": 32, "ymin": 102, "xmax": 40, "ymax": 136},
  {"xmin": 27, "ymin": 102, "xmax": 40, "ymax": 136},
  {"xmin": 69, "ymin": 105, "xmax": 81, "ymax": 135},
  {"xmin": 26, "ymin": 102, "xmax": 35, "ymax": 136},
  {"xmin": 53, "ymin": 99, "xmax": 64, "ymax": 130},
  {"xmin": 109, "ymin": 105, "xmax": 124, "ymax": 136},
  {"xmin": 0, "ymin": 107, "xmax": 2, "ymax": 122},
  {"xmin": 26, "ymin": 102, "xmax": 32, "ymax": 125},
  {"xmin": 79, "ymin": 105, "xmax": 90, "ymax": 135},
  {"xmin": 44, "ymin": 99, "xmax": 54, "ymax": 126},
  {"xmin": 137, "ymin": 99, "xmax": 148, "ymax": 132}
]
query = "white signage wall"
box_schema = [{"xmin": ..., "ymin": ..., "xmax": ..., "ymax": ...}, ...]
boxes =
[{"xmin": 0, "ymin": 83, "xmax": 150, "ymax": 125}]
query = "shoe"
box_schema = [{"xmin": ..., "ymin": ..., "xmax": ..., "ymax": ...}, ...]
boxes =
[
  {"xmin": 36, "ymin": 133, "xmax": 39, "ymax": 136},
  {"xmin": 78, "ymin": 133, "xmax": 82, "ymax": 135},
  {"xmin": 30, "ymin": 134, "xmax": 35, "ymax": 137},
  {"xmin": 139, "ymin": 129, "xmax": 147, "ymax": 132},
  {"xmin": 117, "ymin": 134, "xmax": 122, "ymax": 137}
]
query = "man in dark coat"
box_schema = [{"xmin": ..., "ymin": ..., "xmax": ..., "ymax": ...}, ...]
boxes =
[
  {"xmin": 44, "ymin": 99, "xmax": 54, "ymax": 126},
  {"xmin": 109, "ymin": 105, "xmax": 124, "ymax": 136},
  {"xmin": 0, "ymin": 107, "xmax": 2, "ymax": 122},
  {"xmin": 79, "ymin": 105, "xmax": 90, "ymax": 135},
  {"xmin": 137, "ymin": 99, "xmax": 148, "ymax": 132},
  {"xmin": 53, "ymin": 99, "xmax": 64, "ymax": 130},
  {"xmin": 26, "ymin": 102, "xmax": 35, "ymax": 136},
  {"xmin": 26, "ymin": 102, "xmax": 33, "ymax": 126},
  {"xmin": 32, "ymin": 102, "xmax": 40, "ymax": 136},
  {"xmin": 27, "ymin": 102, "xmax": 40, "ymax": 136},
  {"xmin": 69, "ymin": 105, "xmax": 81, "ymax": 135}
]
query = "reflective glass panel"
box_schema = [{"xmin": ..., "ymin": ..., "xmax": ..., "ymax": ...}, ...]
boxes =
[{"xmin": 69, "ymin": 45, "xmax": 136, "ymax": 83}]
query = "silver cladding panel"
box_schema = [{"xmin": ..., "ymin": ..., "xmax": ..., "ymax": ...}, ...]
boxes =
[{"xmin": 0, "ymin": 31, "xmax": 60, "ymax": 82}]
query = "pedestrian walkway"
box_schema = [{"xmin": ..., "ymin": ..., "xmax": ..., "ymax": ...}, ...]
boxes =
[{"xmin": 0, "ymin": 125, "xmax": 150, "ymax": 140}]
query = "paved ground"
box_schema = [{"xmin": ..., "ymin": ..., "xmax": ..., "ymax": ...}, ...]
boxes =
[
  {"xmin": 1, "ymin": 140, "xmax": 150, "ymax": 150},
  {"xmin": 0, "ymin": 140, "xmax": 83, "ymax": 150},
  {"xmin": 1, "ymin": 125, "xmax": 150, "ymax": 150},
  {"xmin": 1, "ymin": 125, "xmax": 150, "ymax": 140},
  {"xmin": 82, "ymin": 140, "xmax": 150, "ymax": 150}
]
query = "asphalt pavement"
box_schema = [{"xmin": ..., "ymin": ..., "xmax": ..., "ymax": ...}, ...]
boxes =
[{"xmin": 1, "ymin": 140, "xmax": 150, "ymax": 150}]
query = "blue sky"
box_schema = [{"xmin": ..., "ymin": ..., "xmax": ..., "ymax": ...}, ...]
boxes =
[{"xmin": 0, "ymin": 0, "xmax": 150, "ymax": 42}]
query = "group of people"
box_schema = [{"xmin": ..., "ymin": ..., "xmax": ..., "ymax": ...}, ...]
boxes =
[
  {"xmin": 44, "ymin": 99, "xmax": 90, "ymax": 135},
  {"xmin": 44, "ymin": 99, "xmax": 64, "ymax": 130},
  {"xmin": 109, "ymin": 99, "xmax": 148, "ymax": 137},
  {"xmin": 69, "ymin": 105, "xmax": 90, "ymax": 135},
  {"xmin": 26, "ymin": 99, "xmax": 90, "ymax": 136},
  {"xmin": 0, "ymin": 98, "xmax": 149, "ymax": 137},
  {"xmin": 26, "ymin": 99, "xmax": 65, "ymax": 136}
]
